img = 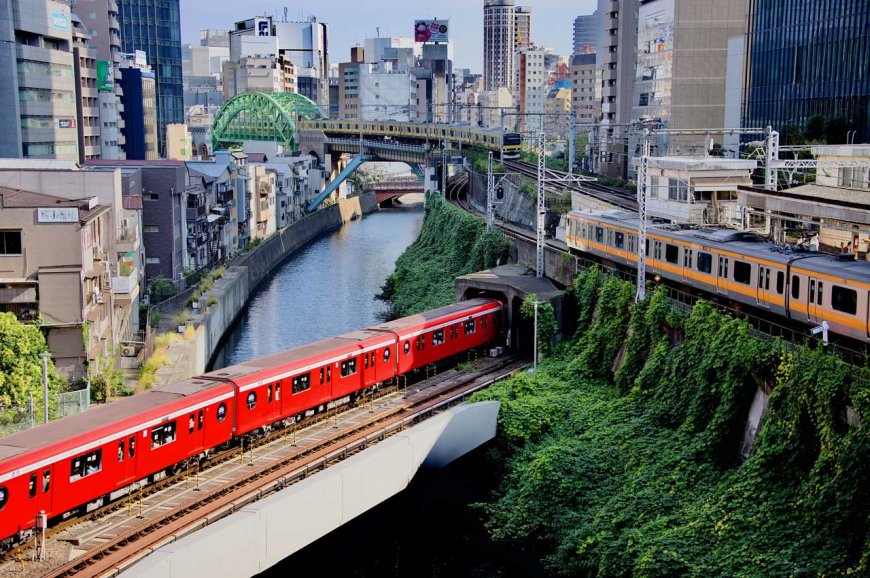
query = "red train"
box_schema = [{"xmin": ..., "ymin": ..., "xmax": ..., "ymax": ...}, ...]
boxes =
[{"xmin": 0, "ymin": 298, "xmax": 504, "ymax": 549}]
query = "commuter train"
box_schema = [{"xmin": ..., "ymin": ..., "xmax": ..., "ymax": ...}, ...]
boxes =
[
  {"xmin": 302, "ymin": 120, "xmax": 523, "ymax": 158},
  {"xmin": 566, "ymin": 210, "xmax": 870, "ymax": 343},
  {"xmin": 0, "ymin": 299, "xmax": 504, "ymax": 549}
]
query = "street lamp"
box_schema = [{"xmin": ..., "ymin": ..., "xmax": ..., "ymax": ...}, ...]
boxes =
[{"xmin": 532, "ymin": 300, "xmax": 540, "ymax": 372}]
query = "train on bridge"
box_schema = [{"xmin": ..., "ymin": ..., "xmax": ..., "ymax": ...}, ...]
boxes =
[
  {"xmin": 0, "ymin": 299, "xmax": 504, "ymax": 551},
  {"xmin": 303, "ymin": 120, "xmax": 523, "ymax": 159},
  {"xmin": 566, "ymin": 209, "xmax": 870, "ymax": 343}
]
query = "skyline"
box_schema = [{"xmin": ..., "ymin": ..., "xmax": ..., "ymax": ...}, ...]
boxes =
[{"xmin": 179, "ymin": 0, "xmax": 597, "ymax": 71}]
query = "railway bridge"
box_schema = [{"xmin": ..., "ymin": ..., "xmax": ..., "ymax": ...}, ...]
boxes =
[{"xmin": 211, "ymin": 91, "xmax": 508, "ymax": 211}]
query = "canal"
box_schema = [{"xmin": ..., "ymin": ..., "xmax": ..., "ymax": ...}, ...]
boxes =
[{"xmin": 212, "ymin": 199, "xmax": 424, "ymax": 368}]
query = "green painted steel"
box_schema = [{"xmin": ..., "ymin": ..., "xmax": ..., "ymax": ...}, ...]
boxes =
[{"xmin": 212, "ymin": 92, "xmax": 326, "ymax": 151}]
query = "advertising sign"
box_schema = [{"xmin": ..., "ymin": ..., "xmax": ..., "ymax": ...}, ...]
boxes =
[
  {"xmin": 134, "ymin": 50, "xmax": 147, "ymax": 67},
  {"xmin": 37, "ymin": 208, "xmax": 78, "ymax": 223},
  {"xmin": 50, "ymin": 11, "xmax": 69, "ymax": 31},
  {"xmin": 255, "ymin": 16, "xmax": 272, "ymax": 37},
  {"xmin": 414, "ymin": 19, "xmax": 448, "ymax": 43},
  {"xmin": 96, "ymin": 60, "xmax": 114, "ymax": 91},
  {"xmin": 54, "ymin": 118, "xmax": 76, "ymax": 129}
]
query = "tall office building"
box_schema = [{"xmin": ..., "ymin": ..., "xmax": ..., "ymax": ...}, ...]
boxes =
[
  {"xmin": 573, "ymin": 11, "xmax": 598, "ymax": 55},
  {"xmin": 0, "ymin": 0, "xmax": 78, "ymax": 160},
  {"xmin": 515, "ymin": 6, "xmax": 531, "ymax": 52},
  {"xmin": 597, "ymin": 0, "xmax": 639, "ymax": 178},
  {"xmin": 71, "ymin": 15, "xmax": 102, "ymax": 162},
  {"xmin": 118, "ymin": 53, "xmax": 158, "ymax": 160},
  {"xmin": 743, "ymin": 0, "xmax": 870, "ymax": 143},
  {"xmin": 483, "ymin": 0, "xmax": 516, "ymax": 93},
  {"xmin": 117, "ymin": 0, "xmax": 184, "ymax": 156}
]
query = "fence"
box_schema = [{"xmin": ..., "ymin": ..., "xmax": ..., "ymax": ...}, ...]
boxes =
[{"xmin": 0, "ymin": 386, "xmax": 91, "ymax": 438}]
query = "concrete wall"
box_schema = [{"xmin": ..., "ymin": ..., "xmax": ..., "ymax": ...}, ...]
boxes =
[{"xmin": 154, "ymin": 193, "xmax": 377, "ymax": 384}]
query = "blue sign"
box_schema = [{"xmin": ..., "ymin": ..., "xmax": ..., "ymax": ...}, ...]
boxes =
[{"xmin": 51, "ymin": 11, "xmax": 69, "ymax": 31}]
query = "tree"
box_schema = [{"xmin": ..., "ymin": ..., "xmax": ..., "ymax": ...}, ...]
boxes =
[
  {"xmin": 0, "ymin": 312, "xmax": 63, "ymax": 410},
  {"xmin": 824, "ymin": 115, "xmax": 849, "ymax": 144},
  {"xmin": 147, "ymin": 276, "xmax": 177, "ymax": 304},
  {"xmin": 521, "ymin": 293, "xmax": 558, "ymax": 356},
  {"xmin": 804, "ymin": 114, "xmax": 828, "ymax": 143}
]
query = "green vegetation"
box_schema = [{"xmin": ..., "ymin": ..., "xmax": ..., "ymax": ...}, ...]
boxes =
[
  {"xmin": 378, "ymin": 193, "xmax": 511, "ymax": 317},
  {"xmin": 472, "ymin": 268, "xmax": 870, "ymax": 577},
  {"xmin": 89, "ymin": 354, "xmax": 129, "ymax": 402},
  {"xmin": 0, "ymin": 312, "xmax": 63, "ymax": 415},
  {"xmin": 521, "ymin": 293, "xmax": 557, "ymax": 357},
  {"xmin": 147, "ymin": 276, "xmax": 177, "ymax": 304}
]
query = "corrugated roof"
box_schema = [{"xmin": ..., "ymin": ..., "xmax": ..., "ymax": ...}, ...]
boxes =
[
  {"xmin": 186, "ymin": 161, "xmax": 229, "ymax": 179},
  {"xmin": 785, "ymin": 183, "xmax": 870, "ymax": 207}
]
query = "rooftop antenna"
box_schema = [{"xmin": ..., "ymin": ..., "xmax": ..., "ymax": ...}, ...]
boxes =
[
  {"xmin": 283, "ymin": 7, "xmax": 288, "ymax": 22},
  {"xmin": 377, "ymin": 26, "xmax": 380, "ymax": 38}
]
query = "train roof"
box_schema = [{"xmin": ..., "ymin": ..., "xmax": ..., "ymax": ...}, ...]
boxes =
[
  {"xmin": 372, "ymin": 298, "xmax": 501, "ymax": 334},
  {"xmin": 0, "ymin": 378, "xmax": 232, "ymax": 478},
  {"xmin": 204, "ymin": 331, "xmax": 395, "ymax": 386},
  {"xmin": 570, "ymin": 209, "xmax": 870, "ymax": 285}
]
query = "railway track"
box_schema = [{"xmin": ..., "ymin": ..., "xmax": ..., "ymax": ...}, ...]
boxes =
[
  {"xmin": 503, "ymin": 160, "xmax": 639, "ymax": 211},
  {"xmin": 15, "ymin": 356, "xmax": 520, "ymax": 578}
]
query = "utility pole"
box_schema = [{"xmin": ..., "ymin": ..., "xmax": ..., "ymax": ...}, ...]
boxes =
[
  {"xmin": 568, "ymin": 110, "xmax": 577, "ymax": 176},
  {"xmin": 536, "ymin": 130, "xmax": 546, "ymax": 278},
  {"xmin": 486, "ymin": 151, "xmax": 495, "ymax": 229},
  {"xmin": 636, "ymin": 129, "xmax": 650, "ymax": 303},
  {"xmin": 441, "ymin": 140, "xmax": 448, "ymax": 196},
  {"xmin": 40, "ymin": 352, "xmax": 50, "ymax": 423},
  {"xmin": 532, "ymin": 300, "xmax": 540, "ymax": 371}
]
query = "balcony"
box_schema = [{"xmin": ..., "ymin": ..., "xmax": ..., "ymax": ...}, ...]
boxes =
[
  {"xmin": 116, "ymin": 226, "xmax": 140, "ymax": 253},
  {"xmin": 111, "ymin": 268, "xmax": 140, "ymax": 305},
  {"xmin": 186, "ymin": 204, "xmax": 207, "ymax": 221}
]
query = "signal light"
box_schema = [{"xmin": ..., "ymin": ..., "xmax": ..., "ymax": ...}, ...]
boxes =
[{"xmin": 496, "ymin": 185, "xmax": 504, "ymax": 200}]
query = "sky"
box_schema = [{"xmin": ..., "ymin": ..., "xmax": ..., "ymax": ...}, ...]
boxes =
[{"xmin": 179, "ymin": 0, "xmax": 597, "ymax": 72}]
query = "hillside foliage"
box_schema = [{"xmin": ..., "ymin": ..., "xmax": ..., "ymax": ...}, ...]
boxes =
[{"xmin": 472, "ymin": 268, "xmax": 870, "ymax": 577}]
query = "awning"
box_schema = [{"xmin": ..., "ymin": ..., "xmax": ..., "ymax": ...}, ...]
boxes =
[
  {"xmin": 691, "ymin": 176, "xmax": 752, "ymax": 192},
  {"xmin": 207, "ymin": 213, "xmax": 222, "ymax": 223}
]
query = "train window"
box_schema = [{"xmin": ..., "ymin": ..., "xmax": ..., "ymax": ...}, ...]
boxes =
[
  {"xmin": 129, "ymin": 436, "xmax": 136, "ymax": 458},
  {"xmin": 292, "ymin": 373, "xmax": 311, "ymax": 394},
  {"xmin": 809, "ymin": 280, "xmax": 816, "ymax": 304},
  {"xmin": 118, "ymin": 440, "xmax": 125, "ymax": 462},
  {"xmin": 246, "ymin": 392, "xmax": 257, "ymax": 410},
  {"xmin": 718, "ymin": 257, "xmax": 729, "ymax": 279},
  {"xmin": 327, "ymin": 366, "xmax": 332, "ymax": 382},
  {"xmin": 665, "ymin": 244, "xmax": 679, "ymax": 264},
  {"xmin": 832, "ymin": 285, "xmax": 857, "ymax": 315},
  {"xmin": 29, "ymin": 473, "xmax": 36, "ymax": 498},
  {"xmin": 42, "ymin": 469, "xmax": 50, "ymax": 493},
  {"xmin": 364, "ymin": 354, "xmax": 369, "ymax": 369},
  {"xmin": 268, "ymin": 384, "xmax": 273, "ymax": 403},
  {"xmin": 432, "ymin": 329, "xmax": 445, "ymax": 345},
  {"xmin": 595, "ymin": 227, "xmax": 604, "ymax": 243},
  {"xmin": 791, "ymin": 276, "xmax": 801, "ymax": 299},
  {"xmin": 404, "ymin": 341, "xmax": 411, "ymax": 354},
  {"xmin": 776, "ymin": 272, "xmax": 784, "ymax": 294},
  {"xmin": 341, "ymin": 359, "xmax": 357, "ymax": 377},
  {"xmin": 734, "ymin": 261, "xmax": 752, "ymax": 285},
  {"xmin": 765, "ymin": 269, "xmax": 771, "ymax": 290},
  {"xmin": 198, "ymin": 410, "xmax": 204, "ymax": 430},
  {"xmin": 654, "ymin": 242, "xmax": 662, "ymax": 260},
  {"xmin": 320, "ymin": 368, "xmax": 325, "ymax": 384},
  {"xmin": 370, "ymin": 352, "xmax": 376, "ymax": 366},
  {"xmin": 189, "ymin": 413, "xmax": 195, "ymax": 433},
  {"xmin": 384, "ymin": 348, "xmax": 391, "ymax": 362},
  {"xmin": 0, "ymin": 487, "xmax": 7, "ymax": 510},
  {"xmin": 817, "ymin": 282, "xmax": 823, "ymax": 305},
  {"xmin": 614, "ymin": 232, "xmax": 625, "ymax": 249},
  {"xmin": 464, "ymin": 319, "xmax": 476, "ymax": 334},
  {"xmin": 217, "ymin": 403, "xmax": 227, "ymax": 423},
  {"xmin": 151, "ymin": 422, "xmax": 177, "ymax": 448},
  {"xmin": 645, "ymin": 239, "xmax": 650, "ymax": 256},
  {"xmin": 275, "ymin": 385, "xmax": 281, "ymax": 401},
  {"xmin": 684, "ymin": 249, "xmax": 693, "ymax": 268},
  {"xmin": 70, "ymin": 449, "xmax": 103, "ymax": 481}
]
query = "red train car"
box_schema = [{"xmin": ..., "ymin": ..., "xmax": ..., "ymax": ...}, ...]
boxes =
[
  {"xmin": 373, "ymin": 298, "xmax": 504, "ymax": 375},
  {"xmin": 205, "ymin": 329, "xmax": 398, "ymax": 437},
  {"xmin": 0, "ymin": 378, "xmax": 234, "ymax": 547}
]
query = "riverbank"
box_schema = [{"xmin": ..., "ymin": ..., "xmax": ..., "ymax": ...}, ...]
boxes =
[{"xmin": 148, "ymin": 193, "xmax": 378, "ymax": 386}]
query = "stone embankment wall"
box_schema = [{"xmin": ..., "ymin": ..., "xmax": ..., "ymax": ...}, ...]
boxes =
[{"xmin": 153, "ymin": 194, "xmax": 377, "ymax": 385}]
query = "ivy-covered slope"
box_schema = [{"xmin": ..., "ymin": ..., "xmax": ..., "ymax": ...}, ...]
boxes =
[
  {"xmin": 378, "ymin": 193, "xmax": 511, "ymax": 317},
  {"xmin": 473, "ymin": 268, "xmax": 870, "ymax": 577}
]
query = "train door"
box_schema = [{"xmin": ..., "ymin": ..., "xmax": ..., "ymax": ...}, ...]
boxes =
[
  {"xmin": 716, "ymin": 256, "xmax": 729, "ymax": 293},
  {"xmin": 682, "ymin": 248, "xmax": 693, "ymax": 282},
  {"xmin": 807, "ymin": 277, "xmax": 824, "ymax": 323},
  {"xmin": 363, "ymin": 349, "xmax": 377, "ymax": 386},
  {"xmin": 866, "ymin": 291, "xmax": 870, "ymax": 340},
  {"xmin": 756, "ymin": 265, "xmax": 772, "ymax": 308},
  {"xmin": 265, "ymin": 383, "xmax": 280, "ymax": 425},
  {"xmin": 29, "ymin": 467, "xmax": 53, "ymax": 514}
]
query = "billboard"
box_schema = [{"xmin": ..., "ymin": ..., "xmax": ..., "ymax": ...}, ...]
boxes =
[
  {"xmin": 414, "ymin": 19, "xmax": 448, "ymax": 43},
  {"xmin": 96, "ymin": 60, "xmax": 114, "ymax": 91},
  {"xmin": 255, "ymin": 16, "xmax": 272, "ymax": 37}
]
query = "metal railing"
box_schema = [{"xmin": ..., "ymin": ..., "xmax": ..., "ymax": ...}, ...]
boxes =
[{"xmin": 0, "ymin": 386, "xmax": 91, "ymax": 437}]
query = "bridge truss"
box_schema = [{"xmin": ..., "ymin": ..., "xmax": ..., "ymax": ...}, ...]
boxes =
[{"xmin": 212, "ymin": 92, "xmax": 325, "ymax": 151}]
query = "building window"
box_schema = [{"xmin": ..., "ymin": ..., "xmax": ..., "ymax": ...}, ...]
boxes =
[
  {"xmin": 0, "ymin": 231, "xmax": 22, "ymax": 255},
  {"xmin": 145, "ymin": 257, "xmax": 160, "ymax": 265},
  {"xmin": 143, "ymin": 225, "xmax": 159, "ymax": 233},
  {"xmin": 668, "ymin": 180, "xmax": 688, "ymax": 201},
  {"xmin": 840, "ymin": 168, "xmax": 869, "ymax": 189}
]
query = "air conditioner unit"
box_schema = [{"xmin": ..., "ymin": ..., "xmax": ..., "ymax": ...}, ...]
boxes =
[
  {"xmin": 122, "ymin": 217, "xmax": 130, "ymax": 228},
  {"xmin": 95, "ymin": 293, "xmax": 104, "ymax": 304},
  {"xmin": 141, "ymin": 294, "xmax": 150, "ymax": 305},
  {"xmin": 122, "ymin": 345, "xmax": 137, "ymax": 357}
]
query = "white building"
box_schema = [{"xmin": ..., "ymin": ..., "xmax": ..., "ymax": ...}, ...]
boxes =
[{"xmin": 483, "ymin": 0, "xmax": 516, "ymax": 93}]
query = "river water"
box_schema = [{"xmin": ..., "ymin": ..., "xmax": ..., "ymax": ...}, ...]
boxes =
[{"xmin": 212, "ymin": 200, "xmax": 424, "ymax": 368}]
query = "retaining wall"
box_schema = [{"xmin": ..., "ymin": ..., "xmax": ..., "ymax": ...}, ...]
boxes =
[{"xmin": 153, "ymin": 194, "xmax": 377, "ymax": 385}]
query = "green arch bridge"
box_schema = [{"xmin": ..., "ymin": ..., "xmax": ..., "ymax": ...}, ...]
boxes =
[{"xmin": 211, "ymin": 92, "xmax": 326, "ymax": 151}]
